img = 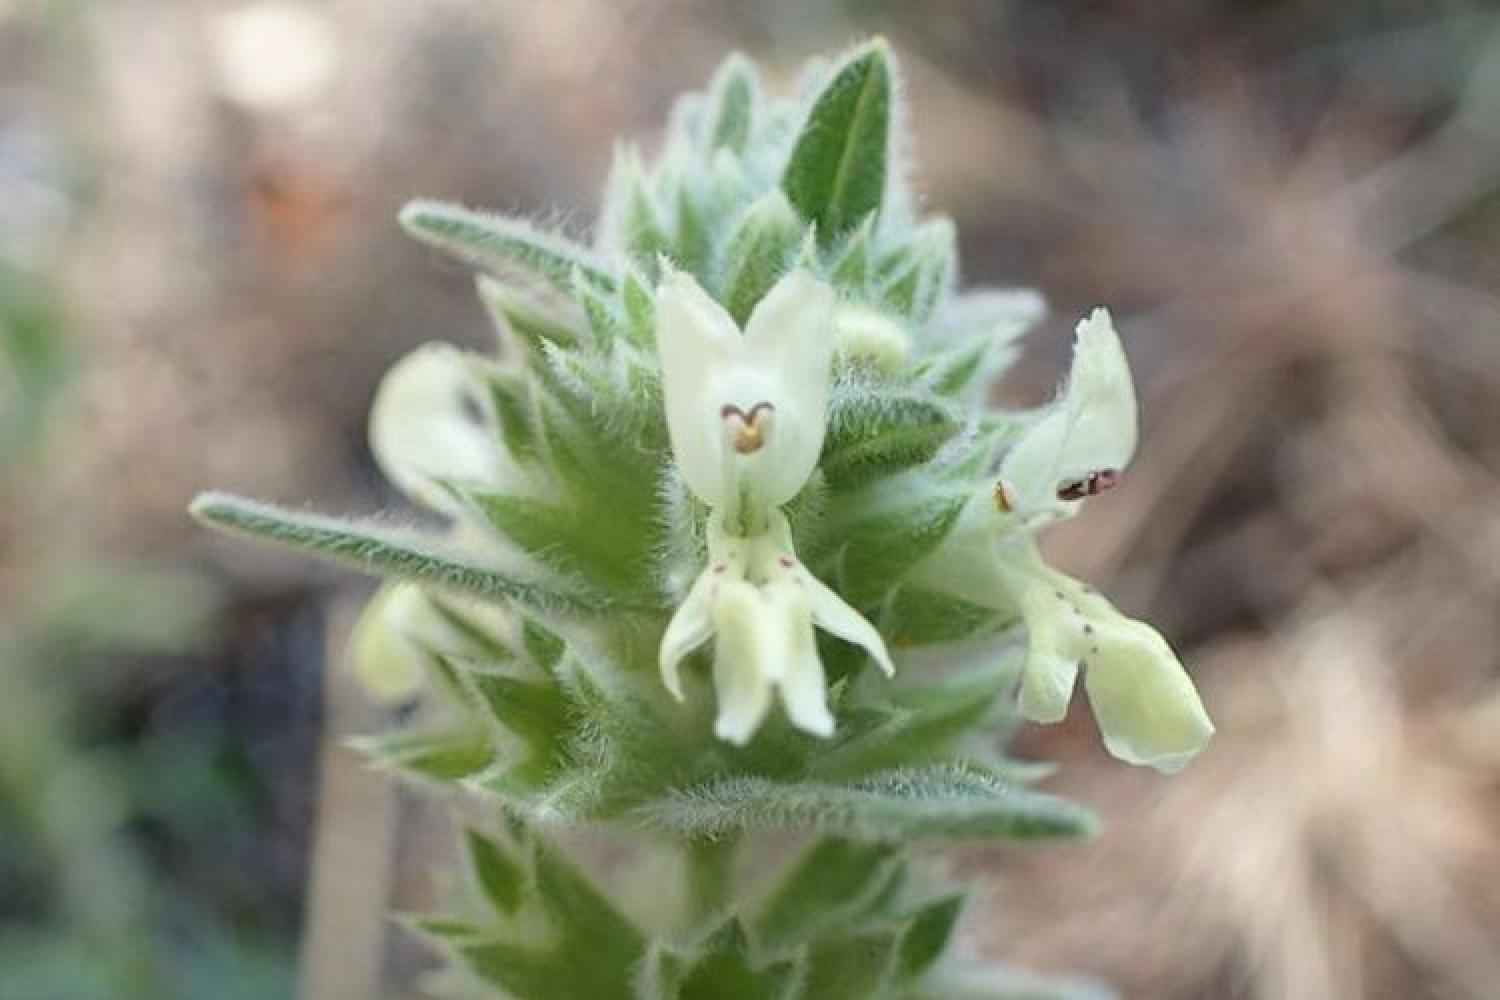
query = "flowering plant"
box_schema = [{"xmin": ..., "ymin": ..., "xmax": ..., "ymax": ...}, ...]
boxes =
[{"xmin": 194, "ymin": 40, "xmax": 1209, "ymax": 998}]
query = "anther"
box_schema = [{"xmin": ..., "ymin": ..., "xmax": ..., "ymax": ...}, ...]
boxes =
[
  {"xmin": 720, "ymin": 402, "xmax": 775, "ymax": 455},
  {"xmin": 1057, "ymin": 468, "xmax": 1121, "ymax": 502}
]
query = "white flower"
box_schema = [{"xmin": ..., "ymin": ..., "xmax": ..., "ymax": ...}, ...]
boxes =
[
  {"xmin": 369, "ymin": 343, "xmax": 504, "ymax": 512},
  {"xmin": 993, "ymin": 308, "xmax": 1137, "ymax": 523},
  {"xmin": 347, "ymin": 582, "xmax": 447, "ymax": 703},
  {"xmin": 655, "ymin": 269, "xmax": 895, "ymax": 744},
  {"xmin": 910, "ymin": 309, "xmax": 1213, "ymax": 772},
  {"xmin": 349, "ymin": 580, "xmax": 513, "ymax": 704}
]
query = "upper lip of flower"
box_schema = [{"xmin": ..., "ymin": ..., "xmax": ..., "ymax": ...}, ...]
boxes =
[
  {"xmin": 368, "ymin": 343, "xmax": 506, "ymax": 513},
  {"xmin": 993, "ymin": 307, "xmax": 1138, "ymax": 522},
  {"xmin": 655, "ymin": 267, "xmax": 836, "ymax": 523}
]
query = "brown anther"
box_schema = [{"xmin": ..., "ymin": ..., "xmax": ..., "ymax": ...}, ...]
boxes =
[
  {"xmin": 993, "ymin": 481, "xmax": 1013, "ymax": 513},
  {"xmin": 1057, "ymin": 468, "xmax": 1121, "ymax": 502},
  {"xmin": 720, "ymin": 402, "xmax": 775, "ymax": 455}
]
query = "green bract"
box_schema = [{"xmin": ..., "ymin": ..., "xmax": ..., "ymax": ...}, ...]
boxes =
[{"xmin": 193, "ymin": 39, "xmax": 1208, "ymax": 999}]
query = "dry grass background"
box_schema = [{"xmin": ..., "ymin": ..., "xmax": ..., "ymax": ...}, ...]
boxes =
[{"xmin": 4, "ymin": 2, "xmax": 1500, "ymax": 997}]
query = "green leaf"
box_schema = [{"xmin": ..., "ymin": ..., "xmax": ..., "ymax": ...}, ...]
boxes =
[
  {"xmin": 706, "ymin": 54, "xmax": 757, "ymax": 154},
  {"xmin": 189, "ymin": 493, "xmax": 594, "ymax": 613},
  {"xmin": 403, "ymin": 914, "xmax": 490, "ymax": 945},
  {"xmin": 577, "ymin": 273, "xmax": 626, "ymax": 346},
  {"xmin": 464, "ymin": 829, "xmax": 526, "ymax": 914},
  {"xmin": 921, "ymin": 288, "xmax": 1045, "ymax": 395},
  {"xmin": 896, "ymin": 895, "xmax": 965, "ymax": 979},
  {"xmin": 362, "ymin": 729, "xmax": 493, "ymax": 781},
  {"xmin": 461, "ymin": 940, "xmax": 597, "ymax": 1000},
  {"xmin": 465, "ymin": 490, "xmax": 654, "ymax": 598},
  {"xmin": 633, "ymin": 765, "xmax": 1096, "ymax": 841},
  {"xmin": 521, "ymin": 617, "xmax": 567, "ymax": 672},
  {"xmin": 828, "ymin": 214, "xmax": 876, "ymax": 294},
  {"xmin": 827, "ymin": 487, "xmax": 969, "ymax": 604},
  {"xmin": 878, "ymin": 218, "xmax": 956, "ymax": 323},
  {"xmin": 674, "ymin": 921, "xmax": 799, "ymax": 1000},
  {"xmin": 880, "ymin": 585, "xmax": 997, "ymax": 646},
  {"xmin": 427, "ymin": 596, "xmax": 519, "ymax": 665},
  {"xmin": 467, "ymin": 669, "xmax": 569, "ymax": 764},
  {"xmin": 476, "ymin": 275, "xmax": 582, "ymax": 354},
  {"xmin": 485, "ymin": 370, "xmax": 537, "ymax": 461},
  {"xmin": 801, "ymin": 928, "xmax": 904, "ymax": 1000},
  {"xmin": 603, "ymin": 147, "xmax": 673, "ymax": 268},
  {"xmin": 634, "ymin": 943, "xmax": 689, "ymax": 1000},
  {"xmin": 720, "ymin": 190, "xmax": 804, "ymax": 324},
  {"xmin": 531, "ymin": 839, "xmax": 645, "ymax": 968},
  {"xmin": 820, "ymin": 389, "xmax": 960, "ymax": 491},
  {"xmin": 921, "ymin": 335, "xmax": 993, "ymax": 399},
  {"xmin": 622, "ymin": 270, "xmax": 657, "ymax": 345},
  {"xmin": 755, "ymin": 839, "xmax": 902, "ymax": 952},
  {"xmin": 809, "ymin": 671, "xmax": 1009, "ymax": 780},
  {"xmin": 401, "ymin": 199, "xmax": 615, "ymax": 291},
  {"xmin": 455, "ymin": 838, "xmax": 646, "ymax": 999},
  {"xmin": 782, "ymin": 41, "xmax": 893, "ymax": 245},
  {"xmin": 674, "ymin": 187, "xmax": 713, "ymax": 276}
]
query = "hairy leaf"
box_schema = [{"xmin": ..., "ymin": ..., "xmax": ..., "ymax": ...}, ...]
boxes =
[
  {"xmin": 190, "ymin": 493, "xmax": 595, "ymax": 612},
  {"xmin": 401, "ymin": 200, "xmax": 615, "ymax": 291},
  {"xmin": 821, "ymin": 389, "xmax": 961, "ymax": 491},
  {"xmin": 782, "ymin": 42, "xmax": 892, "ymax": 245},
  {"xmin": 634, "ymin": 765, "xmax": 1096, "ymax": 841}
]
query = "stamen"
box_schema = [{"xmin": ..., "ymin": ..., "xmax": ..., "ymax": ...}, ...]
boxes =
[
  {"xmin": 993, "ymin": 481, "xmax": 1013, "ymax": 513},
  {"xmin": 720, "ymin": 402, "xmax": 775, "ymax": 455},
  {"xmin": 1056, "ymin": 468, "xmax": 1121, "ymax": 502}
]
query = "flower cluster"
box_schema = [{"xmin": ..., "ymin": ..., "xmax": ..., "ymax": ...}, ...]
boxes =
[
  {"xmin": 193, "ymin": 41, "xmax": 1218, "ymax": 997},
  {"xmin": 352, "ymin": 277, "xmax": 1211, "ymax": 770}
]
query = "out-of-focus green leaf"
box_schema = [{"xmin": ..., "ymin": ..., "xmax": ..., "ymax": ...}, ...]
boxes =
[
  {"xmin": 633, "ymin": 765, "xmax": 1096, "ymax": 841},
  {"xmin": 401, "ymin": 200, "xmax": 615, "ymax": 291}
]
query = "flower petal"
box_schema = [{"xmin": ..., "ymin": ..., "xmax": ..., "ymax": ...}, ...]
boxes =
[
  {"xmin": 739, "ymin": 270, "xmax": 836, "ymax": 506},
  {"xmin": 658, "ymin": 570, "xmax": 717, "ymax": 701},
  {"xmin": 1083, "ymin": 618, "xmax": 1214, "ymax": 773},
  {"xmin": 1018, "ymin": 651, "xmax": 1079, "ymax": 724},
  {"xmin": 764, "ymin": 581, "xmax": 834, "ymax": 738},
  {"xmin": 370, "ymin": 344, "xmax": 501, "ymax": 512},
  {"xmin": 348, "ymin": 582, "xmax": 430, "ymax": 703},
  {"xmin": 710, "ymin": 580, "xmax": 775, "ymax": 745},
  {"xmin": 804, "ymin": 572, "xmax": 895, "ymax": 677},
  {"xmin": 1000, "ymin": 308, "xmax": 1138, "ymax": 514},
  {"xmin": 656, "ymin": 270, "xmax": 743, "ymax": 506}
]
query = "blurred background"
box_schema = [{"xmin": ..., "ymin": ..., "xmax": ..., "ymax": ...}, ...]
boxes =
[{"xmin": 3, "ymin": 1, "xmax": 1499, "ymax": 997}]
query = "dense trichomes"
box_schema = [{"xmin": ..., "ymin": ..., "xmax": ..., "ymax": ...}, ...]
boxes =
[{"xmin": 192, "ymin": 40, "xmax": 1209, "ymax": 1000}]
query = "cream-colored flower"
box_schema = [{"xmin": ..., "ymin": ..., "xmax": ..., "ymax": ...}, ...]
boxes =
[
  {"xmin": 348, "ymin": 582, "xmax": 444, "ymax": 703},
  {"xmin": 369, "ymin": 343, "xmax": 504, "ymax": 512},
  {"xmin": 910, "ymin": 309, "xmax": 1212, "ymax": 772},
  {"xmin": 655, "ymin": 269, "xmax": 894, "ymax": 744},
  {"xmin": 994, "ymin": 308, "xmax": 1137, "ymax": 524}
]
